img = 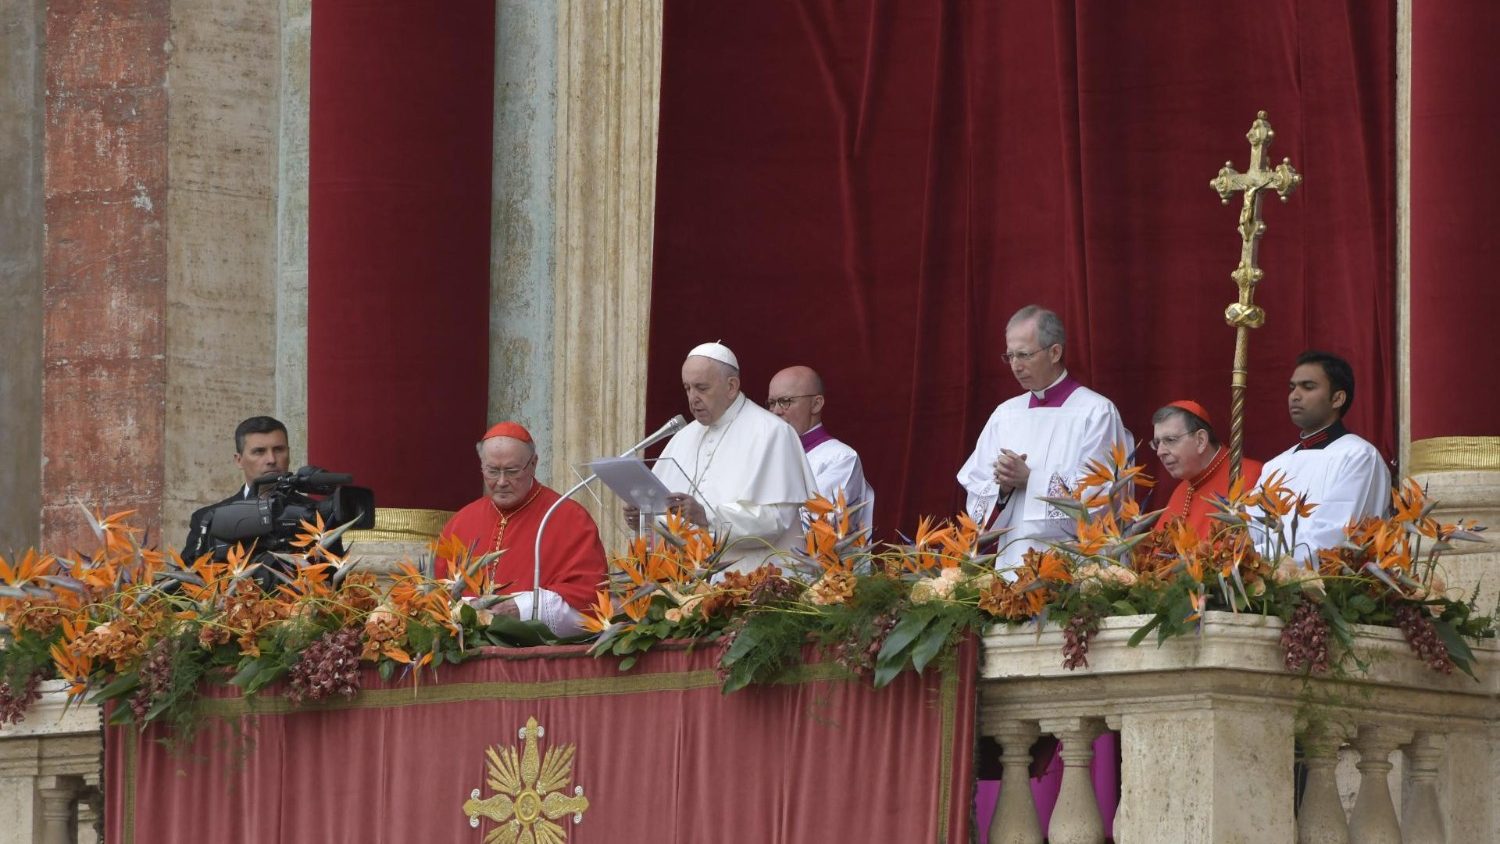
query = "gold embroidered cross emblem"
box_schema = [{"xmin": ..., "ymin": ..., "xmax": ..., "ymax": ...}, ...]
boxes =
[{"xmin": 464, "ymin": 717, "xmax": 590, "ymax": 843}]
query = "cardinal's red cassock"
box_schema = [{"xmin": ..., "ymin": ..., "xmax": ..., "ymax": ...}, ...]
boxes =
[
  {"xmin": 1160, "ymin": 447, "xmax": 1263, "ymax": 539},
  {"xmin": 436, "ymin": 482, "xmax": 607, "ymax": 636}
]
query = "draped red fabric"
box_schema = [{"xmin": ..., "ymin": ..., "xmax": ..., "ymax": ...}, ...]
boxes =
[
  {"xmin": 1410, "ymin": 1, "xmax": 1500, "ymax": 440},
  {"xmin": 647, "ymin": 1, "xmax": 1396, "ymax": 536},
  {"xmin": 307, "ymin": 0, "xmax": 495, "ymax": 510},
  {"xmin": 105, "ymin": 642, "xmax": 976, "ymax": 843}
]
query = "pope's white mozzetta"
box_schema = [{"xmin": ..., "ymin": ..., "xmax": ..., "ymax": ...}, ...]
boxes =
[{"xmin": 654, "ymin": 392, "xmax": 817, "ymax": 572}]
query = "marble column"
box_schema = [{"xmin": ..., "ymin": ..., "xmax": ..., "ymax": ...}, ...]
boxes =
[{"xmin": 549, "ymin": 0, "xmax": 663, "ymax": 526}]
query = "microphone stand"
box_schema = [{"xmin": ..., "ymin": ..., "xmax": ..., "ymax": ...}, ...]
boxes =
[{"xmin": 527, "ymin": 417, "xmax": 686, "ymax": 623}]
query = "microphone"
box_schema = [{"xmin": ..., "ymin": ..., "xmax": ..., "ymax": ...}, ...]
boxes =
[
  {"xmin": 618, "ymin": 415, "xmax": 686, "ymax": 457},
  {"xmin": 529, "ymin": 415, "xmax": 688, "ymax": 626}
]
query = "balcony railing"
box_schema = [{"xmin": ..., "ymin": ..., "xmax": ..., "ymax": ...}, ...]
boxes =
[
  {"xmin": 980, "ymin": 610, "xmax": 1498, "ymax": 844},
  {"xmin": 3, "ymin": 610, "xmax": 1495, "ymax": 843}
]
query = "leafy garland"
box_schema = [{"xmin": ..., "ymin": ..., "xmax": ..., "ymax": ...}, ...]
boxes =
[
  {"xmin": 0, "ymin": 512, "xmax": 564, "ymax": 736},
  {"xmin": 0, "ymin": 447, "xmax": 1492, "ymax": 736},
  {"xmin": 584, "ymin": 446, "xmax": 1493, "ymax": 687}
]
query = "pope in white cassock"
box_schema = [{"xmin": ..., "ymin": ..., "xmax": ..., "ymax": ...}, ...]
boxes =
[
  {"xmin": 643, "ymin": 343, "xmax": 818, "ymax": 573},
  {"xmin": 1257, "ymin": 350, "xmax": 1391, "ymax": 561},
  {"xmin": 766, "ymin": 365, "xmax": 875, "ymax": 534},
  {"xmin": 957, "ymin": 306, "xmax": 1132, "ymax": 570}
]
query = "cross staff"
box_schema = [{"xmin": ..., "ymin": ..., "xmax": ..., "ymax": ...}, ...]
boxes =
[{"xmin": 1209, "ymin": 111, "xmax": 1302, "ymax": 485}]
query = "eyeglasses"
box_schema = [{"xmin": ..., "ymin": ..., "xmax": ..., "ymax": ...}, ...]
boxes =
[
  {"xmin": 481, "ymin": 461, "xmax": 533, "ymax": 480},
  {"xmin": 1150, "ymin": 432, "xmax": 1195, "ymax": 450},
  {"xmin": 766, "ymin": 395, "xmax": 816, "ymax": 410},
  {"xmin": 1002, "ymin": 347, "xmax": 1050, "ymax": 363}
]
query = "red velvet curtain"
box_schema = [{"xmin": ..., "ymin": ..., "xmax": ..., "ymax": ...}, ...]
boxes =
[
  {"xmin": 1410, "ymin": 1, "xmax": 1500, "ymax": 441},
  {"xmin": 106, "ymin": 644, "xmax": 976, "ymax": 843},
  {"xmin": 648, "ymin": 1, "xmax": 1396, "ymax": 537},
  {"xmin": 308, "ymin": 0, "xmax": 495, "ymax": 510}
]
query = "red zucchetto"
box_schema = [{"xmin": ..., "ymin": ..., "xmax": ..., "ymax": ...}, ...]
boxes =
[{"xmin": 480, "ymin": 421, "xmax": 532, "ymax": 443}]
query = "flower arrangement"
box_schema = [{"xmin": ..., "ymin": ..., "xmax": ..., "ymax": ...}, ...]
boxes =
[
  {"xmin": 0, "ymin": 448, "xmax": 1491, "ymax": 735},
  {"xmin": 583, "ymin": 445, "xmax": 1493, "ymax": 687},
  {"xmin": 0, "ymin": 507, "xmax": 556, "ymax": 735}
]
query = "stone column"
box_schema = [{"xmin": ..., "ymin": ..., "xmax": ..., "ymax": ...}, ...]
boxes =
[
  {"xmin": 0, "ymin": 0, "xmax": 45, "ymax": 554},
  {"xmin": 490, "ymin": 0, "xmax": 559, "ymax": 474},
  {"xmin": 0, "ymin": 741, "xmax": 43, "ymax": 844},
  {"xmin": 41, "ymin": 0, "xmax": 170, "ymax": 551},
  {"xmin": 1116, "ymin": 701, "xmax": 1295, "ymax": 844},
  {"xmin": 550, "ymin": 0, "xmax": 663, "ymax": 523},
  {"xmin": 163, "ymin": 0, "xmax": 295, "ymax": 548},
  {"xmin": 35, "ymin": 776, "xmax": 76, "ymax": 844}
]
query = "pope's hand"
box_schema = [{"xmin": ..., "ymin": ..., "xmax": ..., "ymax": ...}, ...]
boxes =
[
  {"xmin": 666, "ymin": 493, "xmax": 708, "ymax": 527},
  {"xmin": 494, "ymin": 599, "xmax": 521, "ymax": 619},
  {"xmin": 993, "ymin": 449, "xmax": 1030, "ymax": 493},
  {"xmin": 623, "ymin": 503, "xmax": 641, "ymax": 531}
]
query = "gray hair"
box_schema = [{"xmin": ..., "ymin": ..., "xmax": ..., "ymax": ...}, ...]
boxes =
[
  {"xmin": 475, "ymin": 437, "xmax": 537, "ymax": 459},
  {"xmin": 1008, "ymin": 305, "xmax": 1066, "ymax": 349},
  {"xmin": 1151, "ymin": 405, "xmax": 1219, "ymax": 446}
]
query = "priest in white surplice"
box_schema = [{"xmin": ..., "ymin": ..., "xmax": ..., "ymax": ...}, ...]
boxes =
[
  {"xmin": 957, "ymin": 306, "xmax": 1131, "ymax": 571},
  {"xmin": 1257, "ymin": 350, "xmax": 1391, "ymax": 561},
  {"xmin": 766, "ymin": 365, "xmax": 875, "ymax": 534},
  {"xmin": 639, "ymin": 343, "xmax": 818, "ymax": 573}
]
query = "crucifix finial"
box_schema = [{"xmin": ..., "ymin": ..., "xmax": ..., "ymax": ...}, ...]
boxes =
[{"xmin": 1209, "ymin": 111, "xmax": 1302, "ymax": 484}]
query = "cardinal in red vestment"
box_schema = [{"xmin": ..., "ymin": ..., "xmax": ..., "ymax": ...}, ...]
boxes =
[
  {"xmin": 1150, "ymin": 400, "xmax": 1263, "ymax": 538},
  {"xmin": 436, "ymin": 422, "xmax": 607, "ymax": 635}
]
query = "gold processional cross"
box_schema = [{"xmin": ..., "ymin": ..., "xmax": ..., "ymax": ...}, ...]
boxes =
[{"xmin": 1208, "ymin": 111, "xmax": 1302, "ymax": 485}]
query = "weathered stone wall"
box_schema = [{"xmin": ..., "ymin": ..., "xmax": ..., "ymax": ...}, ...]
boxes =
[
  {"xmin": 42, "ymin": 0, "xmax": 170, "ymax": 551},
  {"xmin": 162, "ymin": 0, "xmax": 302, "ymax": 551},
  {"xmin": 0, "ymin": 0, "xmax": 45, "ymax": 555}
]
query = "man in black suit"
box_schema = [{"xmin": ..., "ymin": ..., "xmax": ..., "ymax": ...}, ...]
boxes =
[{"xmin": 180, "ymin": 416, "xmax": 291, "ymax": 562}]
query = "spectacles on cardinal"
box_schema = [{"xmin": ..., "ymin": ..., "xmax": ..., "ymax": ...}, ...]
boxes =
[{"xmin": 481, "ymin": 463, "xmax": 532, "ymax": 480}]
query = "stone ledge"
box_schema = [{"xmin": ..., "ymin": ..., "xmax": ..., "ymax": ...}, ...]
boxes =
[
  {"xmin": 0, "ymin": 681, "xmax": 100, "ymax": 739},
  {"xmin": 981, "ymin": 611, "xmax": 1500, "ymax": 728}
]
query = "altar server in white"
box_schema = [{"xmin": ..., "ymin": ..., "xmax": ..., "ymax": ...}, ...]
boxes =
[
  {"xmin": 1258, "ymin": 350, "xmax": 1390, "ymax": 561},
  {"xmin": 957, "ymin": 306, "xmax": 1132, "ymax": 570},
  {"xmin": 766, "ymin": 365, "xmax": 875, "ymax": 534},
  {"xmin": 640, "ymin": 342, "xmax": 818, "ymax": 572}
]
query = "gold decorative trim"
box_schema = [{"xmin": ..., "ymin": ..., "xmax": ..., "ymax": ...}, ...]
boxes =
[
  {"xmin": 936, "ymin": 652, "xmax": 958, "ymax": 842},
  {"xmin": 1409, "ymin": 437, "xmax": 1500, "ymax": 475},
  {"xmin": 346, "ymin": 506, "xmax": 454, "ymax": 544},
  {"xmin": 196, "ymin": 669, "xmax": 726, "ymax": 717},
  {"xmin": 124, "ymin": 728, "xmax": 137, "ymax": 844}
]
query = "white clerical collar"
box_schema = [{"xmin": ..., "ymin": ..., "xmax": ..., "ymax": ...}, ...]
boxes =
[
  {"xmin": 708, "ymin": 392, "xmax": 747, "ymax": 430},
  {"xmin": 1298, "ymin": 422, "xmax": 1334, "ymax": 441},
  {"xmin": 1032, "ymin": 370, "xmax": 1069, "ymax": 400}
]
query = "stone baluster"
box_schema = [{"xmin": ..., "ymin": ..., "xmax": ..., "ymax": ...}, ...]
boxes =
[
  {"xmin": 1401, "ymin": 732, "xmax": 1446, "ymax": 843},
  {"xmin": 1104, "ymin": 714, "xmax": 1124, "ymax": 844},
  {"xmin": 1297, "ymin": 727, "xmax": 1350, "ymax": 844},
  {"xmin": 1039, "ymin": 717, "xmax": 1105, "ymax": 844},
  {"xmin": 35, "ymin": 775, "xmax": 78, "ymax": 844},
  {"xmin": 988, "ymin": 719, "xmax": 1043, "ymax": 844},
  {"xmin": 76, "ymin": 780, "xmax": 102, "ymax": 844},
  {"xmin": 1348, "ymin": 725, "xmax": 1411, "ymax": 844}
]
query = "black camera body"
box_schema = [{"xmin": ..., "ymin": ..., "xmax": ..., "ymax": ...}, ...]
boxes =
[{"xmin": 208, "ymin": 465, "xmax": 376, "ymax": 559}]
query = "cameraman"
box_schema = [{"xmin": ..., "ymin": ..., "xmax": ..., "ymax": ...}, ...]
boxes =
[{"xmin": 180, "ymin": 415, "xmax": 291, "ymax": 562}]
